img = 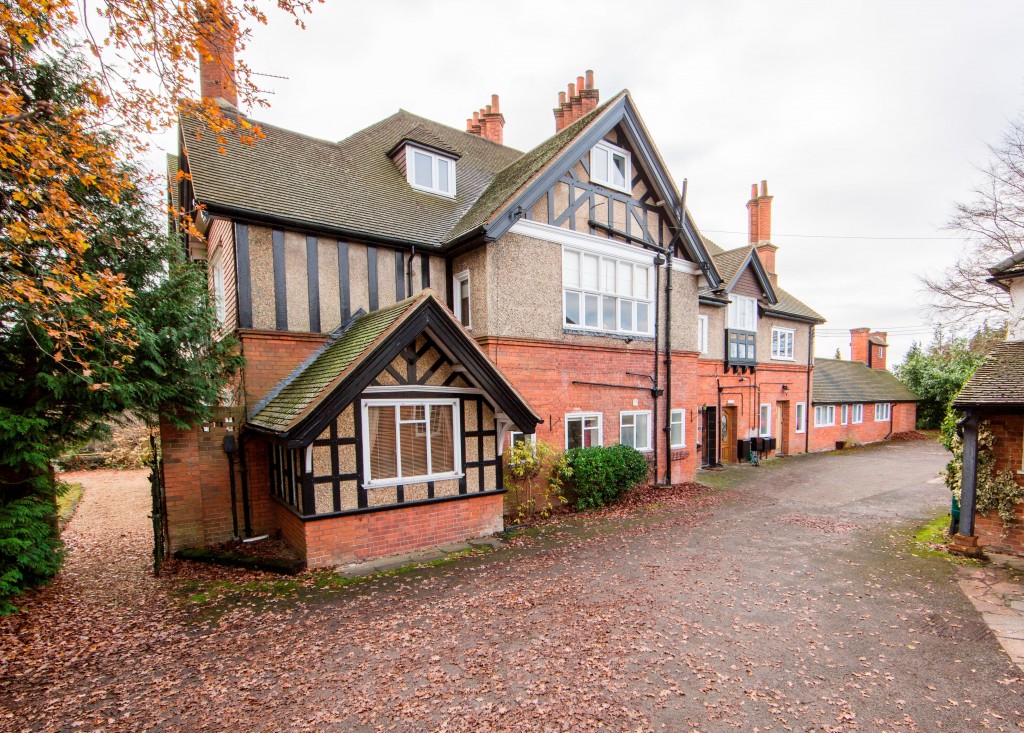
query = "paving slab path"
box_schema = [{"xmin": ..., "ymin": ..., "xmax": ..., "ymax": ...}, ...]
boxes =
[{"xmin": 2, "ymin": 442, "xmax": 1024, "ymax": 732}]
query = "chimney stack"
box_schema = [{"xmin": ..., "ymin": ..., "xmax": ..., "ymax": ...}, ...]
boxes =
[
  {"xmin": 554, "ymin": 70, "xmax": 599, "ymax": 132},
  {"xmin": 747, "ymin": 180, "xmax": 777, "ymax": 278},
  {"xmin": 197, "ymin": 3, "xmax": 238, "ymax": 108},
  {"xmin": 465, "ymin": 94, "xmax": 505, "ymax": 145},
  {"xmin": 850, "ymin": 328, "xmax": 889, "ymax": 370}
]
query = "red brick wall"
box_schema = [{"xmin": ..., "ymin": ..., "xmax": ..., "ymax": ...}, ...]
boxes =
[
  {"xmin": 694, "ymin": 361, "xmax": 813, "ymax": 462},
  {"xmin": 808, "ymin": 402, "xmax": 916, "ymax": 452},
  {"xmin": 975, "ymin": 414, "xmax": 1024, "ymax": 553},
  {"xmin": 239, "ymin": 330, "xmax": 328, "ymax": 406},
  {"xmin": 299, "ymin": 493, "xmax": 504, "ymax": 568},
  {"xmin": 478, "ymin": 337, "xmax": 700, "ymax": 485}
]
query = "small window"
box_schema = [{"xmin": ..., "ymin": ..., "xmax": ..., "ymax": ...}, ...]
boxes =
[
  {"xmin": 590, "ymin": 140, "xmax": 631, "ymax": 193},
  {"xmin": 728, "ymin": 295, "xmax": 757, "ymax": 332},
  {"xmin": 814, "ymin": 405, "xmax": 836, "ymax": 427},
  {"xmin": 759, "ymin": 404, "xmax": 771, "ymax": 437},
  {"xmin": 620, "ymin": 411, "xmax": 651, "ymax": 452},
  {"xmin": 841, "ymin": 404, "xmax": 848, "ymax": 425},
  {"xmin": 210, "ymin": 249, "xmax": 226, "ymax": 324},
  {"xmin": 566, "ymin": 413, "xmax": 602, "ymax": 450},
  {"xmin": 670, "ymin": 409, "xmax": 686, "ymax": 448},
  {"xmin": 852, "ymin": 404, "xmax": 864, "ymax": 424},
  {"xmin": 697, "ymin": 315, "xmax": 709, "ymax": 354},
  {"xmin": 877, "ymin": 346, "xmax": 885, "ymax": 359},
  {"xmin": 795, "ymin": 403, "xmax": 806, "ymax": 433},
  {"xmin": 874, "ymin": 403, "xmax": 891, "ymax": 421},
  {"xmin": 771, "ymin": 327, "xmax": 795, "ymax": 360},
  {"xmin": 453, "ymin": 271, "xmax": 471, "ymax": 328},
  {"xmin": 362, "ymin": 399, "xmax": 461, "ymax": 487},
  {"xmin": 406, "ymin": 145, "xmax": 456, "ymax": 197}
]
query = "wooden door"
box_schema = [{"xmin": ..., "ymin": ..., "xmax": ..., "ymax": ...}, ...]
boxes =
[
  {"xmin": 721, "ymin": 407, "xmax": 737, "ymax": 462},
  {"xmin": 776, "ymin": 401, "xmax": 790, "ymax": 456}
]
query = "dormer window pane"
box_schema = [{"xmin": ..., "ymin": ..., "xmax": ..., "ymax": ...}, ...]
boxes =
[
  {"xmin": 437, "ymin": 158, "xmax": 450, "ymax": 191},
  {"xmin": 591, "ymin": 140, "xmax": 632, "ymax": 193},
  {"xmin": 593, "ymin": 146, "xmax": 609, "ymax": 179},
  {"xmin": 612, "ymin": 153, "xmax": 627, "ymax": 188},
  {"xmin": 413, "ymin": 151, "xmax": 433, "ymax": 187}
]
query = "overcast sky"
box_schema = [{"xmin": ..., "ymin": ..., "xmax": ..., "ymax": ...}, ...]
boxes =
[{"xmin": 156, "ymin": 0, "xmax": 1024, "ymax": 363}]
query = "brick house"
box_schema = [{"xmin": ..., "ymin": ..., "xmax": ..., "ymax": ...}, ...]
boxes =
[
  {"xmin": 953, "ymin": 250, "xmax": 1024, "ymax": 554},
  {"xmin": 808, "ymin": 329, "xmax": 918, "ymax": 451},
  {"xmin": 695, "ymin": 182, "xmax": 825, "ymax": 465},
  {"xmin": 164, "ymin": 48, "xmax": 827, "ymax": 565}
]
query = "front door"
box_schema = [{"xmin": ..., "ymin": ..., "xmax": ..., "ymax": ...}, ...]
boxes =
[
  {"xmin": 702, "ymin": 407, "xmax": 718, "ymax": 466},
  {"xmin": 776, "ymin": 400, "xmax": 790, "ymax": 456},
  {"xmin": 721, "ymin": 406, "xmax": 737, "ymax": 462}
]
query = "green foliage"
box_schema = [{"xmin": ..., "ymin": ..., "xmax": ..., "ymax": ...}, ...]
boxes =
[
  {"xmin": 894, "ymin": 327, "xmax": 996, "ymax": 429},
  {"xmin": 559, "ymin": 444, "xmax": 650, "ymax": 511},
  {"xmin": 942, "ymin": 416, "xmax": 1024, "ymax": 533},
  {"xmin": 503, "ymin": 440, "xmax": 569, "ymax": 523},
  {"xmin": 0, "ymin": 55, "xmax": 243, "ymax": 612}
]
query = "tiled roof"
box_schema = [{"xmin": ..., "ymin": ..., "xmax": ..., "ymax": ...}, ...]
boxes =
[
  {"xmin": 990, "ymin": 250, "xmax": 1024, "ymax": 277},
  {"xmin": 813, "ymin": 358, "xmax": 919, "ymax": 404},
  {"xmin": 868, "ymin": 334, "xmax": 888, "ymax": 346},
  {"xmin": 953, "ymin": 341, "xmax": 1024, "ymax": 408},
  {"xmin": 180, "ymin": 110, "xmax": 522, "ymax": 249},
  {"xmin": 447, "ymin": 92, "xmax": 625, "ymax": 241},
  {"xmin": 248, "ymin": 294, "xmax": 422, "ymax": 433},
  {"xmin": 700, "ymin": 243, "xmax": 825, "ymax": 323}
]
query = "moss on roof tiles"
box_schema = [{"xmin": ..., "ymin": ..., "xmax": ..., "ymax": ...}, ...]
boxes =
[
  {"xmin": 446, "ymin": 92, "xmax": 627, "ymax": 242},
  {"xmin": 954, "ymin": 341, "xmax": 1024, "ymax": 408},
  {"xmin": 813, "ymin": 358, "xmax": 918, "ymax": 404},
  {"xmin": 180, "ymin": 110, "xmax": 522, "ymax": 249},
  {"xmin": 713, "ymin": 246, "xmax": 754, "ymax": 286},
  {"xmin": 248, "ymin": 295, "xmax": 421, "ymax": 433}
]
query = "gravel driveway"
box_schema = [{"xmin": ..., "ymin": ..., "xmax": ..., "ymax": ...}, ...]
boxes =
[{"xmin": 2, "ymin": 441, "xmax": 1023, "ymax": 732}]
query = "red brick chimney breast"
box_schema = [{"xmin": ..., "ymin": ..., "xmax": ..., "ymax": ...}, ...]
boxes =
[
  {"xmin": 747, "ymin": 180, "xmax": 776, "ymax": 275},
  {"xmin": 197, "ymin": 4, "xmax": 238, "ymax": 107},
  {"xmin": 465, "ymin": 95, "xmax": 505, "ymax": 144},
  {"xmin": 850, "ymin": 328, "xmax": 870, "ymax": 365},
  {"xmin": 553, "ymin": 71, "xmax": 599, "ymax": 132}
]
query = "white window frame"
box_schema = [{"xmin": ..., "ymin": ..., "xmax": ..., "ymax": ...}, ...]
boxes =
[
  {"xmin": 795, "ymin": 402, "xmax": 806, "ymax": 434},
  {"xmin": 874, "ymin": 402, "xmax": 891, "ymax": 421},
  {"xmin": 453, "ymin": 270, "xmax": 471, "ymax": 329},
  {"xmin": 590, "ymin": 140, "xmax": 632, "ymax": 194},
  {"xmin": 727, "ymin": 295, "xmax": 758, "ymax": 332},
  {"xmin": 771, "ymin": 327, "xmax": 795, "ymax": 361},
  {"xmin": 759, "ymin": 404, "xmax": 771, "ymax": 437},
  {"xmin": 406, "ymin": 144, "xmax": 456, "ymax": 197},
  {"xmin": 851, "ymin": 404, "xmax": 864, "ymax": 424},
  {"xmin": 814, "ymin": 405, "xmax": 836, "ymax": 427},
  {"xmin": 210, "ymin": 248, "xmax": 226, "ymax": 324},
  {"xmin": 620, "ymin": 410, "xmax": 652, "ymax": 452},
  {"xmin": 565, "ymin": 412, "xmax": 603, "ymax": 450},
  {"xmin": 670, "ymin": 409, "xmax": 686, "ymax": 448},
  {"xmin": 877, "ymin": 346, "xmax": 885, "ymax": 360},
  {"xmin": 697, "ymin": 315, "xmax": 709, "ymax": 354},
  {"xmin": 508, "ymin": 431, "xmax": 537, "ymax": 449},
  {"xmin": 360, "ymin": 398, "xmax": 462, "ymax": 488},
  {"xmin": 841, "ymin": 404, "xmax": 848, "ymax": 425},
  {"xmin": 562, "ymin": 247, "xmax": 654, "ymax": 336}
]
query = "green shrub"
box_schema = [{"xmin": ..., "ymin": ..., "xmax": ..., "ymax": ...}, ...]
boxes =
[
  {"xmin": 560, "ymin": 443, "xmax": 650, "ymax": 511},
  {"xmin": 0, "ymin": 491, "xmax": 64, "ymax": 614}
]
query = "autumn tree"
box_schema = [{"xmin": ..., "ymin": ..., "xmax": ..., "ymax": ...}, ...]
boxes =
[
  {"xmin": 0, "ymin": 0, "xmax": 317, "ymax": 609},
  {"xmin": 923, "ymin": 112, "xmax": 1024, "ymax": 328}
]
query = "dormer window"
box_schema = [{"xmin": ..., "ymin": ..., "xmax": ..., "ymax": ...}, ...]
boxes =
[
  {"xmin": 591, "ymin": 140, "xmax": 631, "ymax": 193},
  {"xmin": 407, "ymin": 145, "xmax": 456, "ymax": 197}
]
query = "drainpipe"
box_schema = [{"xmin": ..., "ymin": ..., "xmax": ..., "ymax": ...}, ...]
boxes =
[
  {"xmin": 662, "ymin": 180, "xmax": 683, "ymax": 486},
  {"xmin": 407, "ymin": 245, "xmax": 416, "ymax": 296},
  {"xmin": 652, "ymin": 257, "xmax": 661, "ymax": 483},
  {"xmin": 238, "ymin": 431, "xmax": 253, "ymax": 537},
  {"xmin": 716, "ymin": 378, "xmax": 723, "ymax": 466},
  {"xmin": 223, "ymin": 435, "xmax": 239, "ymax": 539},
  {"xmin": 805, "ymin": 324, "xmax": 814, "ymax": 454}
]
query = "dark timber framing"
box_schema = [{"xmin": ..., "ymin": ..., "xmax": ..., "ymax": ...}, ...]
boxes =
[
  {"xmin": 337, "ymin": 241, "xmax": 351, "ymax": 322},
  {"xmin": 367, "ymin": 246, "xmax": 379, "ymax": 311},
  {"xmin": 233, "ymin": 222, "xmax": 253, "ymax": 328},
  {"xmin": 306, "ymin": 235, "xmax": 321, "ymax": 332},
  {"xmin": 272, "ymin": 229, "xmax": 288, "ymax": 330}
]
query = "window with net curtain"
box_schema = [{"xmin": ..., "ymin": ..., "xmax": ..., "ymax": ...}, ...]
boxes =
[{"xmin": 365, "ymin": 400, "xmax": 458, "ymax": 485}]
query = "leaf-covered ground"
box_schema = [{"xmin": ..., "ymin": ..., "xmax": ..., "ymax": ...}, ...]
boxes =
[{"xmin": 2, "ymin": 443, "xmax": 1023, "ymax": 732}]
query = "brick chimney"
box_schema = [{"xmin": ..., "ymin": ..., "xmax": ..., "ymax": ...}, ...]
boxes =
[
  {"xmin": 465, "ymin": 94, "xmax": 505, "ymax": 145},
  {"xmin": 747, "ymin": 180, "xmax": 777, "ymax": 278},
  {"xmin": 197, "ymin": 4, "xmax": 238, "ymax": 107},
  {"xmin": 851, "ymin": 328, "xmax": 889, "ymax": 370},
  {"xmin": 554, "ymin": 70, "xmax": 599, "ymax": 132}
]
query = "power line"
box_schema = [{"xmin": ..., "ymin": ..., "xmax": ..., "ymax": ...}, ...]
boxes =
[{"xmin": 702, "ymin": 229, "xmax": 958, "ymax": 241}]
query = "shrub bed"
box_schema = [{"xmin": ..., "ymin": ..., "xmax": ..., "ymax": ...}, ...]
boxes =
[{"xmin": 560, "ymin": 444, "xmax": 649, "ymax": 511}]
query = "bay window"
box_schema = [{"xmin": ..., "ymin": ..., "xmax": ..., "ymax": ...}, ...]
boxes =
[
  {"xmin": 563, "ymin": 248, "xmax": 653, "ymax": 336},
  {"xmin": 362, "ymin": 399, "xmax": 460, "ymax": 486},
  {"xmin": 728, "ymin": 295, "xmax": 757, "ymax": 332}
]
